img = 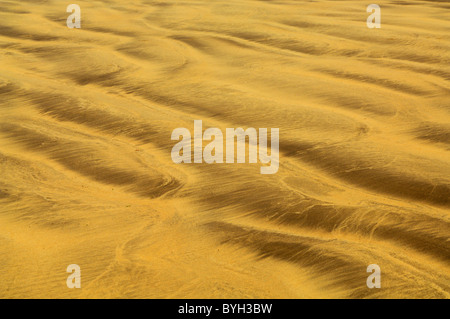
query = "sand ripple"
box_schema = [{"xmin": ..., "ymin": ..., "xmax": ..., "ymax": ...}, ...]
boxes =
[{"xmin": 0, "ymin": 0, "xmax": 449, "ymax": 298}]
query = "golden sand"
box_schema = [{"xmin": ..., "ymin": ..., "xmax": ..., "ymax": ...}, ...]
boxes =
[{"xmin": 0, "ymin": 0, "xmax": 449, "ymax": 298}]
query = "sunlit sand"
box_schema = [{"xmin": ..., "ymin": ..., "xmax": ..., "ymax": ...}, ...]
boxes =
[{"xmin": 0, "ymin": 0, "xmax": 449, "ymax": 298}]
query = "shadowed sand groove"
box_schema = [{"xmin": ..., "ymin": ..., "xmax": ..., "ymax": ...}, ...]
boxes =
[{"xmin": 0, "ymin": 0, "xmax": 449, "ymax": 298}]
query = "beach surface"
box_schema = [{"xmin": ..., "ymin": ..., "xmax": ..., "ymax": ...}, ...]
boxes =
[{"xmin": 0, "ymin": 0, "xmax": 449, "ymax": 298}]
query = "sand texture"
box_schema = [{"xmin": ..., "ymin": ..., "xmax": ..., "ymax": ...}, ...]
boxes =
[{"xmin": 0, "ymin": 0, "xmax": 449, "ymax": 298}]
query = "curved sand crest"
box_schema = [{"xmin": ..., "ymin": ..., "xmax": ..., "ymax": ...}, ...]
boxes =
[{"xmin": 0, "ymin": 0, "xmax": 449, "ymax": 298}]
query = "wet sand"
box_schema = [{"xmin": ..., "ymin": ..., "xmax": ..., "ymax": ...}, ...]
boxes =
[{"xmin": 0, "ymin": 0, "xmax": 449, "ymax": 298}]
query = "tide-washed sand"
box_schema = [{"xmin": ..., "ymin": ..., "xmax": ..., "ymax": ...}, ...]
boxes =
[{"xmin": 0, "ymin": 0, "xmax": 449, "ymax": 298}]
